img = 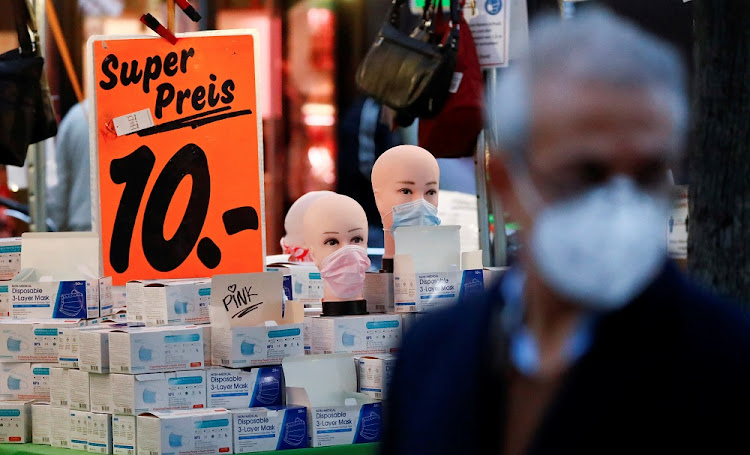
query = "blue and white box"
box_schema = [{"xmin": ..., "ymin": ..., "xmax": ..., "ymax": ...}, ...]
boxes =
[
  {"xmin": 142, "ymin": 279, "xmax": 211, "ymax": 326},
  {"xmin": 136, "ymin": 408, "xmax": 233, "ymax": 455},
  {"xmin": 108, "ymin": 325, "xmax": 205, "ymax": 374},
  {"xmin": 0, "ymin": 318, "xmax": 83, "ymax": 362},
  {"xmin": 9, "ymin": 272, "xmax": 102, "ymax": 319},
  {"xmin": 0, "ymin": 362, "xmax": 50, "ymax": 401},
  {"xmin": 212, "ymin": 323, "xmax": 303, "ymax": 368},
  {"xmin": 70, "ymin": 410, "xmax": 90, "ymax": 450},
  {"xmin": 231, "ymin": 406, "xmax": 307, "ymax": 452},
  {"xmin": 0, "ymin": 237, "xmax": 22, "ymax": 281},
  {"xmin": 87, "ymin": 412, "xmax": 113, "ymax": 454},
  {"xmin": 357, "ymin": 355, "xmax": 396, "ymax": 400},
  {"xmin": 207, "ymin": 366, "xmax": 284, "ymax": 409},
  {"xmin": 283, "ymin": 354, "xmax": 383, "ymax": 448},
  {"xmin": 0, "ymin": 400, "xmax": 32, "ymax": 443},
  {"xmin": 310, "ymin": 314, "xmax": 402, "ymax": 356},
  {"xmin": 111, "ymin": 370, "xmax": 207, "ymax": 415},
  {"xmin": 112, "ymin": 415, "xmax": 136, "ymax": 455},
  {"xmin": 266, "ymin": 263, "xmax": 324, "ymax": 305}
]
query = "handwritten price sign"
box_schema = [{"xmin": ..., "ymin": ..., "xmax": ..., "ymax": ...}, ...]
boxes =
[{"xmin": 88, "ymin": 31, "xmax": 265, "ymax": 285}]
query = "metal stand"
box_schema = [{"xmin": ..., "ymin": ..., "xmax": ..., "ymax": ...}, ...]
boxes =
[{"xmin": 28, "ymin": 0, "xmax": 48, "ymax": 232}]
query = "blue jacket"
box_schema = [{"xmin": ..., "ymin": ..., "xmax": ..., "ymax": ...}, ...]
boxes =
[{"xmin": 382, "ymin": 263, "xmax": 750, "ymax": 454}]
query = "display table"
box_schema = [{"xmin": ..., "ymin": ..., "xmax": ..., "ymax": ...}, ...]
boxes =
[{"xmin": 0, "ymin": 444, "xmax": 380, "ymax": 455}]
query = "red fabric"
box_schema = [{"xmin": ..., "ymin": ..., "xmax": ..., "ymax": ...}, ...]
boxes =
[{"xmin": 418, "ymin": 8, "xmax": 484, "ymax": 158}]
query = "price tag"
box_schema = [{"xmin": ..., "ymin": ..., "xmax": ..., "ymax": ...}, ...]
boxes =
[{"xmin": 89, "ymin": 31, "xmax": 266, "ymax": 285}]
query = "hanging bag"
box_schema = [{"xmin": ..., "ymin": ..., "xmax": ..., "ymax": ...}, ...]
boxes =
[
  {"xmin": 418, "ymin": 3, "xmax": 484, "ymax": 158},
  {"xmin": 356, "ymin": 0, "xmax": 460, "ymax": 123},
  {"xmin": 0, "ymin": 0, "xmax": 58, "ymax": 166}
]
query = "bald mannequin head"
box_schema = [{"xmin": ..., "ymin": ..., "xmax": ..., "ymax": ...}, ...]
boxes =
[
  {"xmin": 303, "ymin": 194, "xmax": 369, "ymax": 268},
  {"xmin": 281, "ymin": 190, "xmax": 335, "ymax": 254},
  {"xmin": 371, "ymin": 145, "xmax": 440, "ymax": 258}
]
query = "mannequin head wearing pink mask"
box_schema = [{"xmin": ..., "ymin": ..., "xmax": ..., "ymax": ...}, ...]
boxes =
[
  {"xmin": 371, "ymin": 145, "xmax": 440, "ymax": 260},
  {"xmin": 280, "ymin": 190, "xmax": 335, "ymax": 262},
  {"xmin": 303, "ymin": 194, "xmax": 371, "ymax": 303}
]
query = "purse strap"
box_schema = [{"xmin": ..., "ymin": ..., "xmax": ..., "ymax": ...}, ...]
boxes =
[
  {"xmin": 388, "ymin": 0, "xmax": 461, "ymax": 41},
  {"xmin": 13, "ymin": 0, "xmax": 38, "ymax": 56}
]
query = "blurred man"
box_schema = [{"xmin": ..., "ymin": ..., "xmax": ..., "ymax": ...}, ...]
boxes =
[{"xmin": 383, "ymin": 9, "xmax": 750, "ymax": 454}]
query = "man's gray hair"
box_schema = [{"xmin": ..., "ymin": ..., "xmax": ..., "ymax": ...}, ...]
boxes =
[{"xmin": 488, "ymin": 8, "xmax": 689, "ymax": 161}]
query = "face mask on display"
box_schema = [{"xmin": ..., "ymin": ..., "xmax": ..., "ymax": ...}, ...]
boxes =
[
  {"xmin": 319, "ymin": 245, "xmax": 371, "ymax": 300},
  {"xmin": 387, "ymin": 199, "xmax": 441, "ymax": 233},
  {"xmin": 280, "ymin": 238, "xmax": 312, "ymax": 262},
  {"xmin": 513, "ymin": 170, "xmax": 668, "ymax": 310}
]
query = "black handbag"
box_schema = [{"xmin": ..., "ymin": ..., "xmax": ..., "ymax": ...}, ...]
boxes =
[
  {"xmin": 0, "ymin": 0, "xmax": 58, "ymax": 167},
  {"xmin": 356, "ymin": 0, "xmax": 459, "ymax": 124}
]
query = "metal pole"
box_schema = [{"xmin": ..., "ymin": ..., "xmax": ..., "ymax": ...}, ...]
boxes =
[
  {"xmin": 475, "ymin": 130, "xmax": 492, "ymax": 267},
  {"xmin": 28, "ymin": 0, "xmax": 48, "ymax": 232}
]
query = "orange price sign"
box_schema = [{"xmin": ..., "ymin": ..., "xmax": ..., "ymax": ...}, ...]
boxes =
[{"xmin": 88, "ymin": 31, "xmax": 265, "ymax": 285}]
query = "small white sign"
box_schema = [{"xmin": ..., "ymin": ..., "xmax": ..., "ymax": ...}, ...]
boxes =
[
  {"xmin": 111, "ymin": 108, "xmax": 154, "ymax": 136},
  {"xmin": 210, "ymin": 272, "xmax": 284, "ymax": 328},
  {"xmin": 466, "ymin": 0, "xmax": 511, "ymax": 68}
]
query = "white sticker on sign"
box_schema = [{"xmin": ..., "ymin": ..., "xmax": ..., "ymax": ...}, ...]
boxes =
[
  {"xmin": 111, "ymin": 108, "xmax": 154, "ymax": 136},
  {"xmin": 466, "ymin": 0, "xmax": 511, "ymax": 68}
]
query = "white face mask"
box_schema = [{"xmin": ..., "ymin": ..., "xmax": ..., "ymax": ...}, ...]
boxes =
[{"xmin": 514, "ymin": 172, "xmax": 669, "ymax": 310}]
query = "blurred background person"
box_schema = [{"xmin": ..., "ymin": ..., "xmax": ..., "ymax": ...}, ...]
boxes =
[{"xmin": 383, "ymin": 9, "xmax": 750, "ymax": 455}]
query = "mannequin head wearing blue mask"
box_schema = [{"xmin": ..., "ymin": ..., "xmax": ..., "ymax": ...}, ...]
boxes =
[
  {"xmin": 372, "ymin": 145, "xmax": 440, "ymax": 259},
  {"xmin": 487, "ymin": 9, "xmax": 687, "ymax": 312}
]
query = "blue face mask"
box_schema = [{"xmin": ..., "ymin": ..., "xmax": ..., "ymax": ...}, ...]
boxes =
[
  {"xmin": 174, "ymin": 301, "xmax": 189, "ymax": 315},
  {"xmin": 283, "ymin": 417, "xmax": 307, "ymax": 447},
  {"xmin": 7, "ymin": 376, "xmax": 22, "ymax": 390},
  {"xmin": 241, "ymin": 341, "xmax": 256, "ymax": 356},
  {"xmin": 6, "ymin": 338, "xmax": 22, "ymax": 352},
  {"xmin": 142, "ymin": 389, "xmax": 157, "ymax": 404},
  {"xmin": 168, "ymin": 433, "xmax": 183, "ymax": 448},
  {"xmin": 138, "ymin": 347, "xmax": 153, "ymax": 362},
  {"xmin": 389, "ymin": 199, "xmax": 440, "ymax": 233},
  {"xmin": 341, "ymin": 332, "xmax": 357, "ymax": 347},
  {"xmin": 359, "ymin": 411, "xmax": 381, "ymax": 441}
]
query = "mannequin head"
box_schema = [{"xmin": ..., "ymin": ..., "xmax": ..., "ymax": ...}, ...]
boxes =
[
  {"xmin": 281, "ymin": 190, "xmax": 335, "ymax": 261},
  {"xmin": 303, "ymin": 194, "xmax": 370, "ymax": 302},
  {"xmin": 371, "ymin": 145, "xmax": 440, "ymax": 258}
]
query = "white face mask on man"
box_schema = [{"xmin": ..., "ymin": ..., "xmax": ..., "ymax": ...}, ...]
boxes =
[{"xmin": 513, "ymin": 170, "xmax": 669, "ymax": 310}]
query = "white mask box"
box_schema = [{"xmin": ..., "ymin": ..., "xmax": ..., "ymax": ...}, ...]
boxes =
[
  {"xmin": 50, "ymin": 406, "xmax": 71, "ymax": 448},
  {"xmin": 136, "ymin": 409, "xmax": 233, "ymax": 455},
  {"xmin": 357, "ymin": 355, "xmax": 396, "ymax": 400},
  {"xmin": 266, "ymin": 263, "xmax": 324, "ymax": 305},
  {"xmin": 363, "ymin": 272, "xmax": 394, "ymax": 314},
  {"xmin": 142, "ymin": 279, "xmax": 211, "ymax": 327},
  {"xmin": 108, "ymin": 325, "xmax": 205, "ymax": 374},
  {"xmin": 9, "ymin": 271, "xmax": 103, "ymax": 320},
  {"xmin": 310, "ymin": 314, "xmax": 402, "ymax": 356},
  {"xmin": 70, "ymin": 410, "xmax": 91, "ymax": 450},
  {"xmin": 125, "ymin": 280, "xmax": 163, "ymax": 324},
  {"xmin": 211, "ymin": 323, "xmax": 303, "ymax": 368},
  {"xmin": 32, "ymin": 401, "xmax": 51, "ymax": 445},
  {"xmin": 0, "ymin": 362, "xmax": 50, "ymax": 401},
  {"xmin": 112, "ymin": 415, "xmax": 136, "ymax": 455},
  {"xmin": 90, "ymin": 373, "xmax": 113, "ymax": 413},
  {"xmin": 202, "ymin": 325, "xmax": 212, "ymax": 367},
  {"xmin": 0, "ymin": 237, "xmax": 22, "ymax": 281},
  {"xmin": 0, "ymin": 318, "xmax": 83, "ymax": 362},
  {"xmin": 207, "ymin": 366, "xmax": 284, "ymax": 409},
  {"xmin": 80, "ymin": 327, "xmax": 120, "ymax": 373},
  {"xmin": 231, "ymin": 406, "xmax": 307, "ymax": 452},
  {"xmin": 0, "ymin": 400, "xmax": 32, "ymax": 443},
  {"xmin": 0, "ymin": 284, "xmax": 9, "ymax": 317},
  {"xmin": 87, "ymin": 412, "xmax": 113, "ymax": 454},
  {"xmin": 111, "ymin": 370, "xmax": 207, "ymax": 415},
  {"xmin": 69, "ymin": 368, "xmax": 92, "ymax": 411},
  {"xmin": 49, "ymin": 366, "xmax": 70, "ymax": 408}
]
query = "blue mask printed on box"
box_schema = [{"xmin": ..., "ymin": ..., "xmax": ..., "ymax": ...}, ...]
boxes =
[
  {"xmin": 341, "ymin": 332, "xmax": 357, "ymax": 347},
  {"xmin": 142, "ymin": 389, "xmax": 157, "ymax": 404},
  {"xmin": 256, "ymin": 377, "xmax": 280, "ymax": 405},
  {"xmin": 389, "ymin": 199, "xmax": 440, "ymax": 232},
  {"xmin": 240, "ymin": 341, "xmax": 255, "ymax": 356},
  {"xmin": 283, "ymin": 418, "xmax": 307, "ymax": 447},
  {"xmin": 7, "ymin": 376, "xmax": 22, "ymax": 390},
  {"xmin": 138, "ymin": 347, "xmax": 153, "ymax": 362},
  {"xmin": 59, "ymin": 290, "xmax": 84, "ymax": 317},
  {"xmin": 6, "ymin": 337, "xmax": 22, "ymax": 352},
  {"xmin": 168, "ymin": 433, "xmax": 183, "ymax": 448},
  {"xmin": 174, "ymin": 301, "xmax": 189, "ymax": 315},
  {"xmin": 359, "ymin": 412, "xmax": 381, "ymax": 440}
]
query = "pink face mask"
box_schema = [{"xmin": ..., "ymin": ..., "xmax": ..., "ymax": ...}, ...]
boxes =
[
  {"xmin": 319, "ymin": 245, "xmax": 371, "ymax": 300},
  {"xmin": 280, "ymin": 238, "xmax": 312, "ymax": 262}
]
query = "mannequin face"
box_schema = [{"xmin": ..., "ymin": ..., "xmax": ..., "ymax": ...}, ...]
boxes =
[
  {"xmin": 282, "ymin": 190, "xmax": 336, "ymax": 248},
  {"xmin": 371, "ymin": 145, "xmax": 440, "ymax": 231},
  {"xmin": 303, "ymin": 194, "xmax": 369, "ymax": 268}
]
